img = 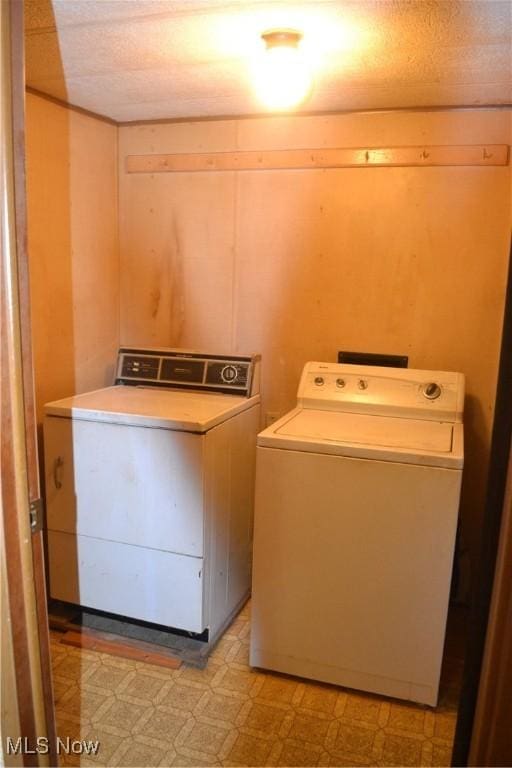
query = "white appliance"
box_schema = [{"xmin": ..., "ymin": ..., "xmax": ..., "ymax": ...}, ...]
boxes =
[
  {"xmin": 250, "ymin": 361, "xmax": 464, "ymax": 706},
  {"xmin": 44, "ymin": 347, "xmax": 260, "ymax": 643}
]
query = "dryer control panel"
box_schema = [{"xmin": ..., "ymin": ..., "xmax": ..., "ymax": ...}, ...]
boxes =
[{"xmin": 116, "ymin": 348, "xmax": 260, "ymax": 397}]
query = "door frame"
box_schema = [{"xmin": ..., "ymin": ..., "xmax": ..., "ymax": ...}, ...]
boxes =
[
  {"xmin": 469, "ymin": 433, "xmax": 512, "ymax": 765},
  {"xmin": 1, "ymin": 0, "xmax": 57, "ymax": 764}
]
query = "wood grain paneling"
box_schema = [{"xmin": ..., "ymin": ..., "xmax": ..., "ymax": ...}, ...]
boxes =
[
  {"xmin": 26, "ymin": 92, "xmax": 119, "ymax": 422},
  {"xmin": 119, "ymin": 109, "xmax": 512, "ymax": 579},
  {"xmin": 119, "ymin": 155, "xmax": 237, "ymax": 352}
]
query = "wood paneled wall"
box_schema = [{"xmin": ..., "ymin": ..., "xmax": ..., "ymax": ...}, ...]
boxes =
[
  {"xmin": 119, "ymin": 110, "xmax": 512, "ymax": 576},
  {"xmin": 23, "ymin": 97, "xmax": 511, "ymax": 586},
  {"xmin": 26, "ymin": 93, "xmax": 119, "ymax": 422}
]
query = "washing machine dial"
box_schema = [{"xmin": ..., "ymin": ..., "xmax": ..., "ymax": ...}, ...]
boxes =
[
  {"xmin": 423, "ymin": 382, "xmax": 442, "ymax": 400},
  {"xmin": 314, "ymin": 376, "xmax": 325, "ymax": 386},
  {"xmin": 221, "ymin": 365, "xmax": 238, "ymax": 384}
]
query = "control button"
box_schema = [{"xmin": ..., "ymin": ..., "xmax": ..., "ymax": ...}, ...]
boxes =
[
  {"xmin": 314, "ymin": 376, "xmax": 325, "ymax": 386},
  {"xmin": 221, "ymin": 365, "xmax": 238, "ymax": 384},
  {"xmin": 336, "ymin": 378, "xmax": 346, "ymax": 388},
  {"xmin": 423, "ymin": 382, "xmax": 442, "ymax": 400},
  {"xmin": 358, "ymin": 379, "xmax": 368, "ymax": 390}
]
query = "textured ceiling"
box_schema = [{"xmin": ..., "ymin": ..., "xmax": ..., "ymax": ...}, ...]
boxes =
[{"xmin": 25, "ymin": 0, "xmax": 512, "ymax": 123}]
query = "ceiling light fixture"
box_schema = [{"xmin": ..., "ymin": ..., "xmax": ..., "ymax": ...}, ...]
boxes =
[{"xmin": 253, "ymin": 28, "xmax": 313, "ymax": 110}]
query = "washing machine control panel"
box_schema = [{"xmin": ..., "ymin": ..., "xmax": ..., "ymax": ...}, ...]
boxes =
[
  {"xmin": 297, "ymin": 362, "xmax": 465, "ymax": 422},
  {"xmin": 116, "ymin": 348, "xmax": 260, "ymax": 396},
  {"xmin": 423, "ymin": 382, "xmax": 442, "ymax": 400}
]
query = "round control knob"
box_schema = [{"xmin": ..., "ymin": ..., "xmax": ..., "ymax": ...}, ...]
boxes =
[
  {"xmin": 423, "ymin": 382, "xmax": 442, "ymax": 400},
  {"xmin": 314, "ymin": 376, "xmax": 325, "ymax": 386},
  {"xmin": 221, "ymin": 365, "xmax": 238, "ymax": 383},
  {"xmin": 336, "ymin": 378, "xmax": 346, "ymax": 388},
  {"xmin": 358, "ymin": 379, "xmax": 368, "ymax": 390}
]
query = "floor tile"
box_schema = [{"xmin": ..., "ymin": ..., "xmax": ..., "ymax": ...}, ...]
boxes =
[
  {"xmin": 332, "ymin": 721, "xmax": 378, "ymax": 761},
  {"xmin": 258, "ymin": 676, "xmax": 300, "ymax": 705},
  {"xmin": 85, "ymin": 664, "xmax": 129, "ymax": 692},
  {"xmin": 342, "ymin": 693, "xmax": 386, "ymax": 725},
  {"xmin": 135, "ymin": 707, "xmax": 189, "ymax": 743},
  {"xmin": 388, "ymin": 703, "xmax": 427, "ymax": 735},
  {"xmin": 241, "ymin": 701, "xmax": 289, "ymax": 736},
  {"xmin": 380, "ymin": 733, "xmax": 424, "ymax": 767},
  {"xmin": 227, "ymin": 732, "xmax": 274, "ymax": 767},
  {"xmin": 51, "ymin": 600, "xmax": 461, "ymax": 767},
  {"xmin": 118, "ymin": 670, "xmax": 167, "ymax": 703},
  {"xmin": 179, "ymin": 721, "xmax": 230, "ymax": 756},
  {"xmin": 198, "ymin": 690, "xmax": 246, "ymax": 724},
  {"xmin": 159, "ymin": 682, "xmax": 207, "ymax": 713},
  {"xmin": 115, "ymin": 740, "xmax": 167, "ymax": 767},
  {"xmin": 299, "ymin": 684, "xmax": 340, "ymax": 715},
  {"xmin": 287, "ymin": 711, "xmax": 333, "ymax": 747},
  {"xmin": 215, "ymin": 666, "xmax": 260, "ymax": 696},
  {"xmin": 431, "ymin": 741, "xmax": 453, "ymax": 767},
  {"xmin": 276, "ymin": 739, "xmax": 323, "ymax": 767},
  {"xmin": 433, "ymin": 712, "xmax": 456, "ymax": 742},
  {"xmin": 94, "ymin": 698, "xmax": 147, "ymax": 732}
]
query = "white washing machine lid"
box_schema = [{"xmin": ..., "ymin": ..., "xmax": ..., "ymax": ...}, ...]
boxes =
[
  {"xmin": 44, "ymin": 386, "xmax": 260, "ymax": 433},
  {"xmin": 258, "ymin": 408, "xmax": 464, "ymax": 469}
]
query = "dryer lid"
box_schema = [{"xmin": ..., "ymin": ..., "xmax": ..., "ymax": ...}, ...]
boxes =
[{"xmin": 44, "ymin": 385, "xmax": 260, "ymax": 432}]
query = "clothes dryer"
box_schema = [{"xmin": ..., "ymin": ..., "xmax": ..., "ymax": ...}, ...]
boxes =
[{"xmin": 44, "ymin": 347, "xmax": 260, "ymax": 643}]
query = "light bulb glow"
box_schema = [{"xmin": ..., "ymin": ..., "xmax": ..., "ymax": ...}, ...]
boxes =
[{"xmin": 252, "ymin": 31, "xmax": 313, "ymax": 110}]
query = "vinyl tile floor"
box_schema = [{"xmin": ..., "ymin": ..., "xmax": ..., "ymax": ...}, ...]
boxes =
[{"xmin": 51, "ymin": 602, "xmax": 464, "ymax": 768}]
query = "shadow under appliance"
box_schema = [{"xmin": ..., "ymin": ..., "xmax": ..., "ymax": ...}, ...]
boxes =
[
  {"xmin": 44, "ymin": 347, "xmax": 261, "ymax": 643},
  {"xmin": 250, "ymin": 361, "xmax": 464, "ymax": 705}
]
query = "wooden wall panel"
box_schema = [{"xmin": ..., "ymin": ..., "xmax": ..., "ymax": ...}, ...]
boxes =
[
  {"xmin": 119, "ymin": 120, "xmax": 239, "ymax": 352},
  {"xmin": 119, "ymin": 109, "xmax": 512, "ymax": 580},
  {"xmin": 119, "ymin": 171, "xmax": 236, "ymax": 352},
  {"xmin": 235, "ymin": 110, "xmax": 512, "ymax": 150},
  {"xmin": 26, "ymin": 93, "xmax": 119, "ymax": 421}
]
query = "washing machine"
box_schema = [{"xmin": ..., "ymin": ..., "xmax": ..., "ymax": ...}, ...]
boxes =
[
  {"xmin": 250, "ymin": 361, "xmax": 464, "ymax": 706},
  {"xmin": 44, "ymin": 347, "xmax": 260, "ymax": 643}
]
